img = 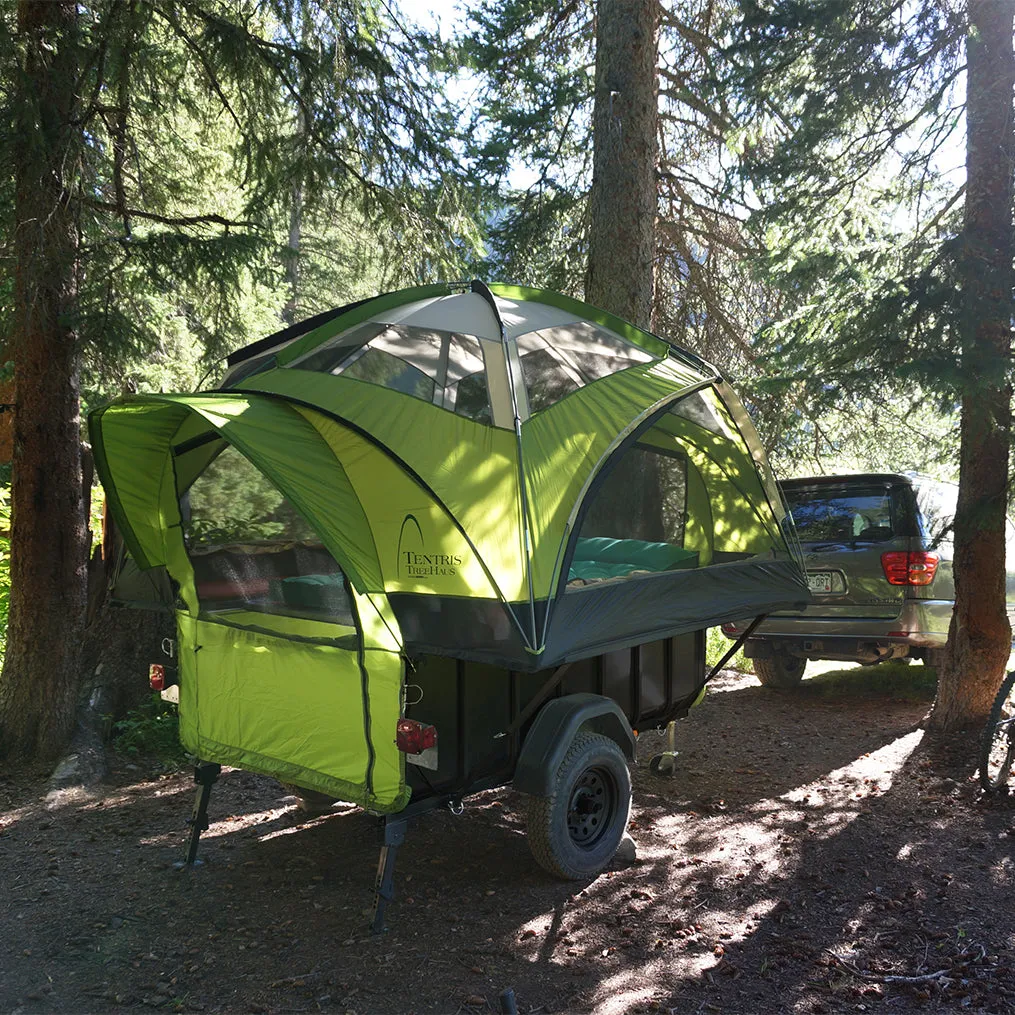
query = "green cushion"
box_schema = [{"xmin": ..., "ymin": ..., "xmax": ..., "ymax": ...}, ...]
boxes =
[
  {"xmin": 276, "ymin": 573, "xmax": 348, "ymax": 612},
  {"xmin": 568, "ymin": 537, "xmax": 698, "ymax": 582}
]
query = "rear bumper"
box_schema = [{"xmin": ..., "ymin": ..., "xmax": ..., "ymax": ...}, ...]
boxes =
[{"xmin": 725, "ymin": 598, "xmax": 952, "ymax": 660}]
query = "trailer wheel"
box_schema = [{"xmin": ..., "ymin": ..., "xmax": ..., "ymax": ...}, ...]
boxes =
[
  {"xmin": 525, "ymin": 731, "xmax": 631, "ymax": 880},
  {"xmin": 754, "ymin": 653, "xmax": 806, "ymax": 688}
]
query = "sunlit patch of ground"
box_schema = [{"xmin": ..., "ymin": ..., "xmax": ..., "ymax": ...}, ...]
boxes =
[
  {"xmin": 579, "ymin": 663, "xmax": 984, "ymax": 1014},
  {"xmin": 2, "ymin": 665, "xmax": 1014, "ymax": 1015}
]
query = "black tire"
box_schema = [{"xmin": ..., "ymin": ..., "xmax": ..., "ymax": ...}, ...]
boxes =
[
  {"xmin": 979, "ymin": 671, "xmax": 1015, "ymax": 793},
  {"xmin": 526, "ymin": 731, "xmax": 631, "ymax": 880},
  {"xmin": 754, "ymin": 653, "xmax": 806, "ymax": 689}
]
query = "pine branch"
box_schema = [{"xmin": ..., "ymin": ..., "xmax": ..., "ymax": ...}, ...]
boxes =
[
  {"xmin": 82, "ymin": 198, "xmax": 253, "ymax": 229},
  {"xmin": 148, "ymin": 3, "xmax": 246, "ymax": 140}
]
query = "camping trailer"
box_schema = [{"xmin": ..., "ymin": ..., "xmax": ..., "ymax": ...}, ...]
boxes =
[{"xmin": 90, "ymin": 280, "xmax": 808, "ymax": 928}]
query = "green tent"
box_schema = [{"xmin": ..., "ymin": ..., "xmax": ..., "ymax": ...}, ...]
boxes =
[{"xmin": 90, "ymin": 280, "xmax": 807, "ymax": 814}]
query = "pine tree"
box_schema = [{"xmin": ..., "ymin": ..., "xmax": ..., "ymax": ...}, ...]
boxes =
[
  {"xmin": 2, "ymin": 0, "xmax": 89, "ymax": 760},
  {"xmin": 933, "ymin": 0, "xmax": 1014, "ymax": 730},
  {"xmin": 466, "ymin": 0, "xmax": 761, "ymax": 360},
  {"xmin": 585, "ymin": 0, "xmax": 659, "ymax": 329},
  {"xmin": 728, "ymin": 0, "xmax": 1013, "ymax": 731},
  {"xmin": 0, "ymin": 0, "xmax": 477, "ymax": 761}
]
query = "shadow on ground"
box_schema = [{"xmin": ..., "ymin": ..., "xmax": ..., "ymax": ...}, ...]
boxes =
[{"xmin": 1, "ymin": 663, "xmax": 1014, "ymax": 1014}]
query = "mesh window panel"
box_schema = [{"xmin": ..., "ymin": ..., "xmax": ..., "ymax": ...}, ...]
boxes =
[
  {"xmin": 293, "ymin": 322, "xmax": 387, "ymax": 374},
  {"xmin": 444, "ymin": 334, "xmax": 491, "ymax": 423},
  {"xmin": 582, "ymin": 445, "xmax": 687, "ymax": 544},
  {"xmin": 568, "ymin": 443, "xmax": 690, "ymax": 586},
  {"xmin": 369, "ymin": 325, "xmax": 444, "ymax": 379},
  {"xmin": 529, "ymin": 322, "xmax": 654, "ymax": 383},
  {"xmin": 451, "ymin": 370, "xmax": 492, "ymax": 423},
  {"xmin": 342, "ymin": 346, "xmax": 435, "ymax": 401},
  {"xmin": 296, "ymin": 322, "xmax": 492, "ymax": 419},
  {"xmin": 519, "ymin": 347, "xmax": 582, "ymax": 412},
  {"xmin": 669, "ymin": 391, "xmax": 730, "ymax": 437},
  {"xmin": 183, "ymin": 446, "xmax": 354, "ymax": 625}
]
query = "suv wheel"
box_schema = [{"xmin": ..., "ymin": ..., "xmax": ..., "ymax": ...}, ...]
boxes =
[{"xmin": 754, "ymin": 653, "xmax": 806, "ymax": 689}]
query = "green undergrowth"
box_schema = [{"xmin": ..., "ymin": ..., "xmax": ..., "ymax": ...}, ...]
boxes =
[
  {"xmin": 111, "ymin": 693, "xmax": 187, "ymax": 768},
  {"xmin": 799, "ymin": 660, "xmax": 937, "ymax": 701},
  {"xmin": 705, "ymin": 626, "xmax": 752, "ymax": 673}
]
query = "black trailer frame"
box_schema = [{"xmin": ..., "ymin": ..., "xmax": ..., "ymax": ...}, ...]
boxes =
[{"xmin": 181, "ymin": 619, "xmax": 763, "ymax": 932}]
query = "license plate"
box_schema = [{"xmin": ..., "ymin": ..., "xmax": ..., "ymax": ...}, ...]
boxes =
[{"xmin": 807, "ymin": 571, "xmax": 834, "ymax": 594}]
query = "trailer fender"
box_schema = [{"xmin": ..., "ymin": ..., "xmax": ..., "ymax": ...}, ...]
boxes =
[{"xmin": 513, "ymin": 693, "xmax": 636, "ymax": 798}]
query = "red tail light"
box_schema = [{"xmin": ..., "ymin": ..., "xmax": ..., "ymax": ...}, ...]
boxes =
[
  {"xmin": 721, "ymin": 623, "xmax": 739, "ymax": 636},
  {"xmin": 396, "ymin": 719, "xmax": 437, "ymax": 755},
  {"xmin": 881, "ymin": 551, "xmax": 939, "ymax": 586},
  {"xmin": 149, "ymin": 663, "xmax": 166, "ymax": 691}
]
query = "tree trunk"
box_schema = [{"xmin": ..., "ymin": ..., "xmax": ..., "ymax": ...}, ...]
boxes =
[
  {"xmin": 283, "ymin": 177, "xmax": 303, "ymax": 326},
  {"xmin": 929, "ymin": 0, "xmax": 1015, "ymax": 732},
  {"xmin": 282, "ymin": 2, "xmax": 312, "ymax": 327},
  {"xmin": 0, "ymin": 1, "xmax": 88, "ymax": 761},
  {"xmin": 585, "ymin": 0, "xmax": 659, "ymax": 331}
]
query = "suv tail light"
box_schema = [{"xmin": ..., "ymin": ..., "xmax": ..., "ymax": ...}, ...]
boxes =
[{"xmin": 881, "ymin": 551, "xmax": 939, "ymax": 586}]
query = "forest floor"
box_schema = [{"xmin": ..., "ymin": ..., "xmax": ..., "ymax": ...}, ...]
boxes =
[{"xmin": 2, "ymin": 663, "xmax": 1015, "ymax": 1015}]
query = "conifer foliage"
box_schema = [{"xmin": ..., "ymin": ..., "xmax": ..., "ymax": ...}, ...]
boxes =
[
  {"xmin": 728, "ymin": 0, "xmax": 1015, "ymax": 728},
  {"xmin": 0, "ymin": 0, "xmax": 474, "ymax": 760}
]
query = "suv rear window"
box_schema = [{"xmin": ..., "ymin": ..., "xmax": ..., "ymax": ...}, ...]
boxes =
[{"xmin": 783, "ymin": 484, "xmax": 902, "ymax": 543}]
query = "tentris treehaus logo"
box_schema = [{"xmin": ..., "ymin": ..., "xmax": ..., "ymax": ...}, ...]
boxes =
[{"xmin": 397, "ymin": 514, "xmax": 463, "ymax": 578}]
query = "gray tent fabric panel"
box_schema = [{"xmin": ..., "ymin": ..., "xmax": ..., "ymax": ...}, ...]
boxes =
[
  {"xmin": 388, "ymin": 593, "xmax": 539, "ymax": 669},
  {"xmin": 542, "ymin": 560, "xmax": 810, "ymax": 664},
  {"xmin": 388, "ymin": 559, "xmax": 808, "ymax": 671}
]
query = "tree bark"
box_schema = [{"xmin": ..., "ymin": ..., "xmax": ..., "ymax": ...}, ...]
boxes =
[
  {"xmin": 929, "ymin": 0, "xmax": 1015, "ymax": 732},
  {"xmin": 585, "ymin": 0, "xmax": 659, "ymax": 331},
  {"xmin": 0, "ymin": 1, "xmax": 88, "ymax": 761},
  {"xmin": 283, "ymin": 176, "xmax": 303, "ymax": 326},
  {"xmin": 282, "ymin": 2, "xmax": 313, "ymax": 327}
]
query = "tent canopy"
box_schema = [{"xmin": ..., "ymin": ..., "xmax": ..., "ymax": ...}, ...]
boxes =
[
  {"xmin": 94, "ymin": 280, "xmax": 807, "ymax": 669},
  {"xmin": 90, "ymin": 280, "xmax": 808, "ymax": 809}
]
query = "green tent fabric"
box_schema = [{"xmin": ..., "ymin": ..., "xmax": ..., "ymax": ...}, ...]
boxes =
[
  {"xmin": 91, "ymin": 394, "xmax": 409, "ymax": 811},
  {"xmin": 235, "ymin": 370, "xmax": 527, "ymax": 600},
  {"xmin": 91, "ymin": 279, "xmax": 808, "ymax": 813},
  {"xmin": 93, "ymin": 394, "xmax": 384, "ymax": 594}
]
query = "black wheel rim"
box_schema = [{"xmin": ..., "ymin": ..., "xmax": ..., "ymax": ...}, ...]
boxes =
[{"xmin": 566, "ymin": 766, "xmax": 617, "ymax": 849}]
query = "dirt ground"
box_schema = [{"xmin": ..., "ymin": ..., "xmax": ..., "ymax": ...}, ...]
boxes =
[{"xmin": 2, "ymin": 665, "xmax": 1015, "ymax": 1015}]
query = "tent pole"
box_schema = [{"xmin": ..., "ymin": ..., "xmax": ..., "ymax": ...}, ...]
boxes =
[{"xmin": 471, "ymin": 280, "xmax": 539, "ymax": 652}]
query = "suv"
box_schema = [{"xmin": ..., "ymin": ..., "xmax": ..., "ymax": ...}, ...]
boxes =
[{"xmin": 724, "ymin": 472, "xmax": 1014, "ymax": 688}]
